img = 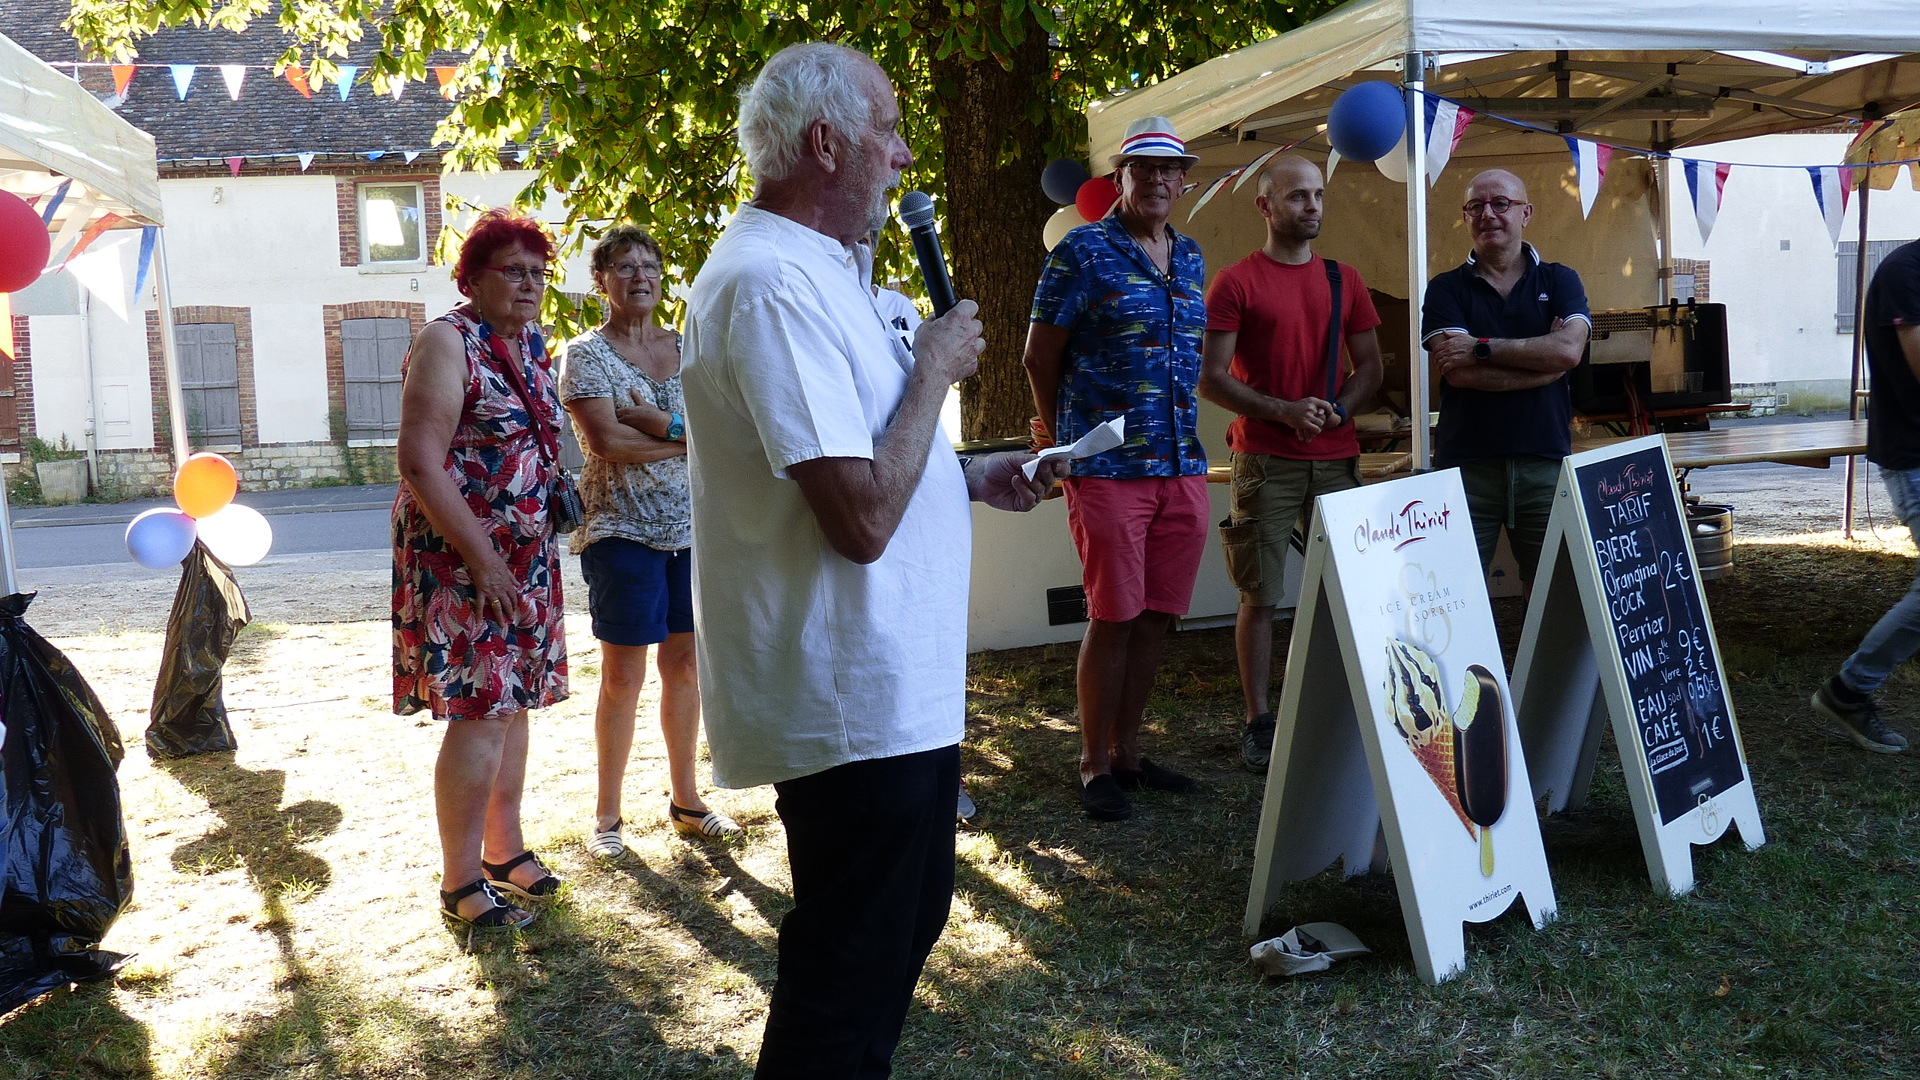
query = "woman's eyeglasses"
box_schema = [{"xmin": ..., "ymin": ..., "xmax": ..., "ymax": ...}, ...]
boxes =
[
  {"xmin": 607, "ymin": 263, "xmax": 663, "ymax": 279},
  {"xmin": 483, "ymin": 265, "xmax": 551, "ymax": 285}
]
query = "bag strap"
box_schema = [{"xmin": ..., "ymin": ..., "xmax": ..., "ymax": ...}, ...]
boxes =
[
  {"xmin": 478, "ymin": 316, "xmax": 561, "ymax": 467},
  {"xmin": 1323, "ymin": 256, "xmax": 1344, "ymax": 404}
]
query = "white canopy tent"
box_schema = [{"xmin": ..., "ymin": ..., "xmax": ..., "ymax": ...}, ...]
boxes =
[
  {"xmin": 1088, "ymin": 0, "xmax": 1920, "ymax": 468},
  {"xmin": 0, "ymin": 32, "xmax": 192, "ymax": 591}
]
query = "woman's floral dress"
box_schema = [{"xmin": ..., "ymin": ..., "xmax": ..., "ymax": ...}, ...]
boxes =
[{"xmin": 392, "ymin": 305, "xmax": 568, "ymax": 721}]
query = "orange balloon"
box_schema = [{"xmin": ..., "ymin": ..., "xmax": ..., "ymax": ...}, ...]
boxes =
[{"xmin": 173, "ymin": 452, "xmax": 239, "ymax": 519}]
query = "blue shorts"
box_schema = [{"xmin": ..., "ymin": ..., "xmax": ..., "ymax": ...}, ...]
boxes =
[{"xmin": 577, "ymin": 537, "xmax": 693, "ymax": 647}]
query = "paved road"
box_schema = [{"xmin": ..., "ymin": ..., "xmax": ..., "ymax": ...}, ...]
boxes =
[{"xmin": 7, "ymin": 484, "xmax": 397, "ymax": 570}]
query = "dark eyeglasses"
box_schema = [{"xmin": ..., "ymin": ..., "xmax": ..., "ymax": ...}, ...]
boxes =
[
  {"xmin": 1463, "ymin": 197, "xmax": 1525, "ymax": 216},
  {"xmin": 1124, "ymin": 160, "xmax": 1188, "ymax": 180},
  {"xmin": 483, "ymin": 265, "xmax": 550, "ymax": 285}
]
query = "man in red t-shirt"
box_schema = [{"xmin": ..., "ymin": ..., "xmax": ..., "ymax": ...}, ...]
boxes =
[{"xmin": 1199, "ymin": 154, "xmax": 1383, "ymax": 772}]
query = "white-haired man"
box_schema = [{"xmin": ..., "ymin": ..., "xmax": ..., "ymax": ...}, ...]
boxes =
[{"xmin": 682, "ymin": 42, "xmax": 1064, "ymax": 1077}]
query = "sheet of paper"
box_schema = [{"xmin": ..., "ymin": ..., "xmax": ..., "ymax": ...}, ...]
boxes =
[{"xmin": 1023, "ymin": 416, "xmax": 1126, "ymax": 479}]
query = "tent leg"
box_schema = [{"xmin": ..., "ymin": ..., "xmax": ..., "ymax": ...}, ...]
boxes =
[
  {"xmin": 1845, "ymin": 183, "xmax": 1872, "ymax": 539},
  {"xmin": 150, "ymin": 232, "xmax": 192, "ymax": 469},
  {"xmin": 1404, "ymin": 52, "xmax": 1431, "ymax": 471}
]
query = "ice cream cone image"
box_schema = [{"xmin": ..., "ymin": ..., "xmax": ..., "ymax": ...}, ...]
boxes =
[{"xmin": 1384, "ymin": 640, "xmax": 1476, "ymax": 836}]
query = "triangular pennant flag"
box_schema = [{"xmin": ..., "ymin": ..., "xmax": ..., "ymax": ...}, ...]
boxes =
[
  {"xmin": 297, "ymin": 152, "xmax": 316, "ymax": 172},
  {"xmin": 169, "ymin": 64, "xmax": 196, "ymax": 101},
  {"xmin": 45, "ymin": 192, "xmax": 96, "ymax": 266},
  {"xmin": 366, "ymin": 151, "xmax": 386, "ymax": 162},
  {"xmin": 1565, "ymin": 138, "xmax": 1613, "ymax": 219},
  {"xmin": 336, "ymin": 65, "xmax": 358, "ymax": 101},
  {"xmin": 1325, "ymin": 146, "xmax": 1341, "ymax": 179},
  {"xmin": 515, "ymin": 145, "xmax": 532, "ymax": 163},
  {"xmin": 389, "ymin": 79, "xmax": 404, "ymax": 101},
  {"xmin": 1683, "ymin": 159, "xmax": 1731, "ymax": 244},
  {"xmin": 59, "ymin": 212, "xmax": 124, "ymax": 269},
  {"xmin": 226, "ymin": 156, "xmax": 246, "ymax": 178},
  {"xmin": 110, "ymin": 64, "xmax": 135, "ymax": 97},
  {"xmin": 1186, "ymin": 166, "xmax": 1245, "ymax": 222},
  {"xmin": 220, "ymin": 64, "xmax": 247, "ymax": 100},
  {"xmin": 434, "ymin": 66, "xmax": 457, "ymax": 99},
  {"xmin": 1422, "ymin": 96, "xmax": 1475, "ymax": 186},
  {"xmin": 66, "ymin": 237, "xmax": 132, "ymax": 321},
  {"xmin": 38, "ymin": 179, "xmax": 71, "ymax": 226},
  {"xmin": 403, "ymin": 150, "xmax": 421, "ymax": 164},
  {"xmin": 1232, "ymin": 146, "xmax": 1287, "ymax": 192},
  {"xmin": 1810, "ymin": 166, "xmax": 1855, "ymax": 248},
  {"xmin": 285, "ymin": 65, "xmax": 313, "ymax": 98},
  {"xmin": 133, "ymin": 225, "xmax": 157, "ymax": 301}
]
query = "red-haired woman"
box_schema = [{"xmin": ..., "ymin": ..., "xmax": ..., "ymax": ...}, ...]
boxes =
[{"xmin": 394, "ymin": 208, "xmax": 569, "ymax": 930}]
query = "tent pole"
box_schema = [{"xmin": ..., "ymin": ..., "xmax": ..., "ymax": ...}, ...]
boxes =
[
  {"xmin": 150, "ymin": 231, "xmax": 191, "ymax": 468},
  {"xmin": 1404, "ymin": 52, "xmax": 1431, "ymax": 470},
  {"xmin": 1656, "ymin": 125, "xmax": 1675, "ymax": 303},
  {"xmin": 1844, "ymin": 180, "xmax": 1872, "ymax": 539}
]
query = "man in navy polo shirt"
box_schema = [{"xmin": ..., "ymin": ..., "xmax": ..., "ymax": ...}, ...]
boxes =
[{"xmin": 1420, "ymin": 169, "xmax": 1591, "ymax": 585}]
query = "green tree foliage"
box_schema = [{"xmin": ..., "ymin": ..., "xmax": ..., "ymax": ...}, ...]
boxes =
[{"xmin": 69, "ymin": 0, "xmax": 1333, "ymax": 435}]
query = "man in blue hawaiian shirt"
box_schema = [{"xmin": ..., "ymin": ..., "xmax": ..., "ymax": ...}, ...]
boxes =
[{"xmin": 1024, "ymin": 115, "xmax": 1210, "ymax": 822}]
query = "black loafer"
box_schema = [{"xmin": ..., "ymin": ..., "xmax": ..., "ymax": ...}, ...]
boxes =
[
  {"xmin": 1114, "ymin": 756, "xmax": 1197, "ymax": 794},
  {"xmin": 1080, "ymin": 774, "xmax": 1135, "ymax": 821}
]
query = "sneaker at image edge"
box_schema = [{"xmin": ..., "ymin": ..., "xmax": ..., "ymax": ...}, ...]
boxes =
[
  {"xmin": 1241, "ymin": 712, "xmax": 1278, "ymax": 772},
  {"xmin": 1812, "ymin": 677, "xmax": 1909, "ymax": 753}
]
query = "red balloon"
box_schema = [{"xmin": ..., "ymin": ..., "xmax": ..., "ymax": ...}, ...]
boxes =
[
  {"xmin": 0, "ymin": 190, "xmax": 50, "ymax": 294},
  {"xmin": 1075, "ymin": 176, "xmax": 1121, "ymax": 223}
]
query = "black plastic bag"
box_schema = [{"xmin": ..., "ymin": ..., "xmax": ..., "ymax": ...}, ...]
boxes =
[
  {"xmin": 144, "ymin": 542, "xmax": 250, "ymax": 759},
  {"xmin": 0, "ymin": 591, "xmax": 133, "ymax": 1014}
]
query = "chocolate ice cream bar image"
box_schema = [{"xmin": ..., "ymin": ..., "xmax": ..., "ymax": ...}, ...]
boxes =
[{"xmin": 1452, "ymin": 664, "xmax": 1509, "ymax": 876}]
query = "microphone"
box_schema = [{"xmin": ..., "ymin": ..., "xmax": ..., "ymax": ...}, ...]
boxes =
[{"xmin": 895, "ymin": 191, "xmax": 958, "ymax": 317}]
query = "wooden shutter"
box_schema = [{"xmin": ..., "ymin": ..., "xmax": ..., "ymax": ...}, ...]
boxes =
[
  {"xmin": 1837, "ymin": 240, "xmax": 1906, "ymax": 333},
  {"xmin": 179, "ymin": 322, "xmax": 241, "ymax": 440},
  {"xmin": 343, "ymin": 317, "xmax": 409, "ymax": 441}
]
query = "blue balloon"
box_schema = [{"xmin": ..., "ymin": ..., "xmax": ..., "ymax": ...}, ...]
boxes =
[
  {"xmin": 1327, "ymin": 82, "xmax": 1406, "ymax": 162},
  {"xmin": 125, "ymin": 507, "xmax": 198, "ymax": 569},
  {"xmin": 1041, "ymin": 158, "xmax": 1092, "ymax": 205}
]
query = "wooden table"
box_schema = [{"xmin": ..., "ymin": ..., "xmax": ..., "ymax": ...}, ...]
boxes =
[{"xmin": 1576, "ymin": 418, "xmax": 1867, "ymax": 470}]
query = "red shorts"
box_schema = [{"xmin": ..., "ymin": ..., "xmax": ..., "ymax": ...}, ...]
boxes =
[{"xmin": 1063, "ymin": 474, "xmax": 1210, "ymax": 622}]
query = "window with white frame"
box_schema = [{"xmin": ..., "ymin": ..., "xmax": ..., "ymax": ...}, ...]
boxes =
[{"xmin": 359, "ymin": 182, "xmax": 425, "ymax": 265}]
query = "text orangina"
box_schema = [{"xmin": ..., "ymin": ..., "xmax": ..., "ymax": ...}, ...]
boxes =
[{"xmin": 1354, "ymin": 499, "xmax": 1454, "ymax": 554}]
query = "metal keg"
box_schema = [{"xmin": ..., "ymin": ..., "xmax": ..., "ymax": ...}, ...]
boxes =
[{"xmin": 1687, "ymin": 503, "xmax": 1734, "ymax": 581}]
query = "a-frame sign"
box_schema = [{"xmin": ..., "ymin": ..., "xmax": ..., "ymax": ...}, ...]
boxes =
[
  {"xmin": 1511, "ymin": 436, "xmax": 1765, "ymax": 896},
  {"xmin": 1245, "ymin": 469, "xmax": 1556, "ymax": 985}
]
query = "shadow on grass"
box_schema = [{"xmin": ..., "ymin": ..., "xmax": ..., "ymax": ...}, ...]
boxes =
[{"xmin": 0, "ymin": 981, "xmax": 153, "ymax": 1078}]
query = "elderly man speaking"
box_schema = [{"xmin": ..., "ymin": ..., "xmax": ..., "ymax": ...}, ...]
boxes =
[{"xmin": 682, "ymin": 42, "xmax": 1064, "ymax": 1078}]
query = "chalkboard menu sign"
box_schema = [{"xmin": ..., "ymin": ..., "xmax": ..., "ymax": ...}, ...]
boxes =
[{"xmin": 1574, "ymin": 445, "xmax": 1746, "ymax": 825}]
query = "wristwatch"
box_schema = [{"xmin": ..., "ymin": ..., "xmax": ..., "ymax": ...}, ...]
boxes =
[
  {"xmin": 1472, "ymin": 338, "xmax": 1493, "ymax": 362},
  {"xmin": 666, "ymin": 412, "xmax": 685, "ymax": 441}
]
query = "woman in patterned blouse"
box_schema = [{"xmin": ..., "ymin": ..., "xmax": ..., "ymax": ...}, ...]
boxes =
[{"xmin": 560, "ymin": 226, "xmax": 740, "ymax": 860}]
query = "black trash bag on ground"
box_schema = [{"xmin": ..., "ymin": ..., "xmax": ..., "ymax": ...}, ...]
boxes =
[
  {"xmin": 145, "ymin": 542, "xmax": 250, "ymax": 760},
  {"xmin": 0, "ymin": 591, "xmax": 133, "ymax": 1014}
]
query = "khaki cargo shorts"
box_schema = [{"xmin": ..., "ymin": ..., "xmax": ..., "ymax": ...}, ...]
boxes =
[{"xmin": 1218, "ymin": 452, "xmax": 1360, "ymax": 608}]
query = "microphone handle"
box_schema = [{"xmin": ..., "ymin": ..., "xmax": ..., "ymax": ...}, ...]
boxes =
[{"xmin": 908, "ymin": 224, "xmax": 959, "ymax": 317}]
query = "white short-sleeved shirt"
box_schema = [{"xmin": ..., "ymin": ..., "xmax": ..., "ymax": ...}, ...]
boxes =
[{"xmin": 682, "ymin": 205, "xmax": 971, "ymax": 789}]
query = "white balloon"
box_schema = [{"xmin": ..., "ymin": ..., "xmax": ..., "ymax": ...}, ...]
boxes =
[
  {"xmin": 196, "ymin": 503, "xmax": 274, "ymax": 566},
  {"xmin": 1043, "ymin": 205, "xmax": 1086, "ymax": 250},
  {"xmin": 1374, "ymin": 131, "xmax": 1410, "ymax": 183}
]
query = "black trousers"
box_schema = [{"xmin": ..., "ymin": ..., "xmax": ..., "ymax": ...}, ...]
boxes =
[{"xmin": 755, "ymin": 743, "xmax": 960, "ymax": 1079}]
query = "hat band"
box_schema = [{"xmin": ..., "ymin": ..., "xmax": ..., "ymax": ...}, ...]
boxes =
[{"xmin": 1120, "ymin": 133, "xmax": 1189, "ymax": 159}]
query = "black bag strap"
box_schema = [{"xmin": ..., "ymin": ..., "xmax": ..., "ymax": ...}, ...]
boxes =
[{"xmin": 1323, "ymin": 256, "xmax": 1344, "ymax": 404}]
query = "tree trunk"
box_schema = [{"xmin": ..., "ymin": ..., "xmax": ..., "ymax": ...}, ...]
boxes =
[{"xmin": 934, "ymin": 25, "xmax": 1054, "ymax": 441}]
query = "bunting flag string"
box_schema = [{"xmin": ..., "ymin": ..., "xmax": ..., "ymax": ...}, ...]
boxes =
[
  {"xmin": 1810, "ymin": 166, "xmax": 1855, "ymax": 248},
  {"xmin": 133, "ymin": 226, "xmax": 158, "ymax": 302},
  {"xmin": 1423, "ymin": 96, "xmax": 1475, "ymax": 186},
  {"xmin": 1682, "ymin": 159, "xmax": 1731, "ymax": 244},
  {"xmin": 1565, "ymin": 138, "xmax": 1613, "ymax": 219}
]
